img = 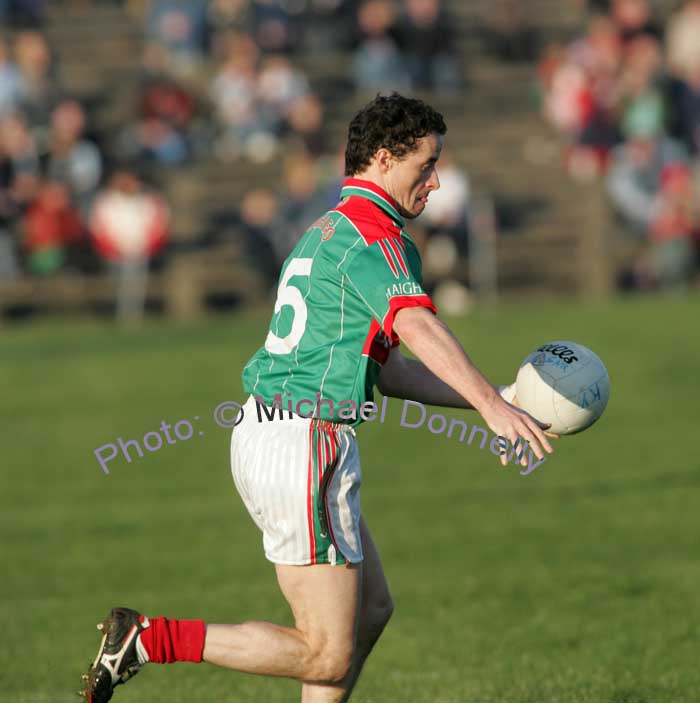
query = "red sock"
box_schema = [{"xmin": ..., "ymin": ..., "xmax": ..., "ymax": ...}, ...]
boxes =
[{"xmin": 138, "ymin": 616, "xmax": 206, "ymax": 663}]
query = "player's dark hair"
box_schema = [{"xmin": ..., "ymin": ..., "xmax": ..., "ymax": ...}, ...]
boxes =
[{"xmin": 344, "ymin": 93, "xmax": 447, "ymax": 176}]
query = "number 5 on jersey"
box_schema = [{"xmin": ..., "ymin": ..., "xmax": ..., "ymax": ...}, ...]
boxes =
[{"xmin": 264, "ymin": 257, "xmax": 313, "ymax": 355}]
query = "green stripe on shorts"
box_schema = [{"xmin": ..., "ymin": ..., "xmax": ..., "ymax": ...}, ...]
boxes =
[{"xmin": 309, "ymin": 422, "xmax": 346, "ymax": 566}]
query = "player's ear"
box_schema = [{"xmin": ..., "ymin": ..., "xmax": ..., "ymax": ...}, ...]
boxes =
[{"xmin": 375, "ymin": 147, "xmax": 394, "ymax": 173}]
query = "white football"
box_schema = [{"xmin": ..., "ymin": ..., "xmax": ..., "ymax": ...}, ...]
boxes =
[{"xmin": 515, "ymin": 341, "xmax": 610, "ymax": 435}]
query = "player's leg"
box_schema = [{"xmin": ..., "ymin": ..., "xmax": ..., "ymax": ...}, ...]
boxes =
[
  {"xmin": 202, "ymin": 530, "xmax": 386, "ymax": 703},
  {"xmin": 203, "ymin": 559, "xmax": 361, "ymax": 682},
  {"xmin": 340, "ymin": 517, "xmax": 394, "ymax": 700},
  {"xmin": 80, "ymin": 407, "xmax": 364, "ymax": 701},
  {"xmin": 301, "ymin": 517, "xmax": 393, "ymax": 703},
  {"xmin": 81, "ymin": 563, "xmax": 361, "ymax": 703}
]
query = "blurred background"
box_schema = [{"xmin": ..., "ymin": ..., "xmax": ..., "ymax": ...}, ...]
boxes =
[{"xmin": 0, "ymin": 0, "xmax": 698, "ymax": 326}]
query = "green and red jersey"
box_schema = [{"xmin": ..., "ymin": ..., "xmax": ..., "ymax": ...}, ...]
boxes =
[{"xmin": 242, "ymin": 177, "xmax": 437, "ymax": 425}]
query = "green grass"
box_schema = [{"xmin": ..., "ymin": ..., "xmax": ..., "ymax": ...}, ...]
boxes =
[{"xmin": 2, "ymin": 292, "xmax": 699, "ymax": 702}]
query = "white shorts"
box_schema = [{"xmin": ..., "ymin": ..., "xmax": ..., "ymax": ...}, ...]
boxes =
[{"xmin": 230, "ymin": 395, "xmax": 364, "ymax": 566}]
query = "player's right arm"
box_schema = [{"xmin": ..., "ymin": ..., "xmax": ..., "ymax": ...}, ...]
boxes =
[
  {"xmin": 378, "ymin": 345, "xmax": 517, "ymax": 408},
  {"xmin": 339, "ymin": 235, "xmax": 553, "ymax": 465},
  {"xmin": 391, "ymin": 306, "xmax": 554, "ymax": 467}
]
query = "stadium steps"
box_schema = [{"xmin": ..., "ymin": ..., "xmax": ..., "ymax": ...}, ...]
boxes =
[
  {"xmin": 160, "ymin": 161, "xmax": 281, "ymax": 244},
  {"xmin": 43, "ymin": 3, "xmax": 143, "ymax": 135},
  {"xmin": 0, "ymin": 248, "xmax": 266, "ymax": 321},
  {"xmin": 22, "ymin": 0, "xmax": 616, "ymax": 318}
]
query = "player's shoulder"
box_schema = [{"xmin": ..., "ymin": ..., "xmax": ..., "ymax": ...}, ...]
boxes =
[
  {"xmin": 300, "ymin": 193, "xmax": 412, "ymax": 277},
  {"xmin": 290, "ymin": 206, "xmax": 364, "ymax": 275},
  {"xmin": 333, "ymin": 194, "xmax": 399, "ymax": 244}
]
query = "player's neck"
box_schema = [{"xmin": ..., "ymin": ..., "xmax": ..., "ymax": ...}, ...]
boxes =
[{"xmin": 348, "ymin": 168, "xmax": 394, "ymax": 203}]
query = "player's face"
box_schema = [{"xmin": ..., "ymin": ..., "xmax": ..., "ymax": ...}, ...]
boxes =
[{"xmin": 387, "ymin": 133, "xmax": 443, "ymax": 219}]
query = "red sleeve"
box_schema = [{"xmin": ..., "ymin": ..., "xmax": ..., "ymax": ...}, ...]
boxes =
[{"xmin": 382, "ymin": 294, "xmax": 437, "ymax": 339}]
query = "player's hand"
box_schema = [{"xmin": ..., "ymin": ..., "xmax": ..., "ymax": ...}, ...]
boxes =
[
  {"xmin": 512, "ymin": 394, "xmax": 561, "ymax": 440},
  {"xmin": 481, "ymin": 396, "xmax": 555, "ymax": 468}
]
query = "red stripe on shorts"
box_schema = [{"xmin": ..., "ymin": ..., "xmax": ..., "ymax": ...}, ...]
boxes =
[{"xmin": 306, "ymin": 423, "xmax": 316, "ymax": 564}]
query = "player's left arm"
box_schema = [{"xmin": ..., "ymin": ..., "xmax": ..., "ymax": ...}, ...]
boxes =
[{"xmin": 377, "ymin": 345, "xmax": 516, "ymax": 409}]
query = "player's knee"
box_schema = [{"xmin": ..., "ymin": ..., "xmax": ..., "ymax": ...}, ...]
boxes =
[
  {"xmin": 304, "ymin": 643, "xmax": 354, "ymax": 683},
  {"xmin": 322, "ymin": 649, "xmax": 354, "ymax": 683},
  {"xmin": 378, "ymin": 595, "xmax": 394, "ymax": 628},
  {"xmin": 366, "ymin": 593, "xmax": 394, "ymax": 635},
  {"xmin": 354, "ymin": 594, "xmax": 393, "ymax": 658}
]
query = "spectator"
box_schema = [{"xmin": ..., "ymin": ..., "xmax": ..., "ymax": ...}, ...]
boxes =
[
  {"xmin": 140, "ymin": 74, "xmax": 196, "ymax": 133},
  {"xmin": 257, "ymin": 54, "xmax": 309, "ymax": 133},
  {"xmin": 618, "ymin": 35, "xmax": 665, "ymax": 147},
  {"xmin": 22, "ymin": 180, "xmax": 85, "ymax": 275},
  {"xmin": 484, "ymin": 0, "xmax": 540, "ymax": 63},
  {"xmin": 301, "ymin": 0, "xmax": 358, "ymax": 54},
  {"xmin": 146, "ymin": 0, "xmax": 208, "ymax": 77},
  {"xmin": 43, "ymin": 99, "xmax": 103, "ymax": 216},
  {"xmin": 0, "ymin": 112, "xmax": 40, "ymax": 204},
  {"xmin": 606, "ymin": 115, "xmax": 688, "ymax": 238},
  {"xmin": 542, "ymin": 14, "xmax": 624, "ymax": 135},
  {"xmin": 239, "ymin": 150, "xmax": 333, "ymax": 279},
  {"xmin": 665, "ymin": 2, "xmax": 700, "ymax": 157},
  {"xmin": 351, "ymin": 0, "xmax": 411, "ymax": 92},
  {"xmin": 666, "ymin": 78, "xmax": 700, "ymax": 158},
  {"xmin": 118, "ymin": 73, "xmax": 195, "ymax": 167},
  {"xmin": 251, "ymin": 0, "xmax": 298, "ymax": 55},
  {"xmin": 538, "ymin": 0, "xmax": 700, "ymax": 288},
  {"xmin": 666, "ymin": 0, "xmax": 700, "ymax": 81},
  {"xmin": 140, "ymin": 39, "xmax": 175, "ymax": 81},
  {"xmin": 541, "ymin": 14, "xmax": 624, "ymax": 177},
  {"xmin": 286, "ymin": 92, "xmax": 326, "ymax": 156},
  {"xmin": 90, "ymin": 168, "xmax": 169, "ymax": 265},
  {"xmin": 238, "ymin": 186, "xmax": 280, "ymax": 287},
  {"xmin": 90, "ymin": 168, "xmax": 170, "ymax": 322},
  {"xmin": 14, "ymin": 30, "xmax": 60, "ymax": 132},
  {"xmin": 610, "ymin": 0, "xmax": 661, "ymax": 45},
  {"xmin": 393, "ymin": 0, "xmax": 460, "ymax": 93},
  {"xmin": 539, "ymin": 44, "xmax": 588, "ymax": 135},
  {"xmin": 0, "ymin": 0, "xmax": 44, "ymax": 28},
  {"xmin": 420, "ymin": 151, "xmax": 470, "ymax": 255},
  {"xmin": 119, "ymin": 115, "xmax": 189, "ymax": 167},
  {"xmin": 647, "ymin": 164, "xmax": 697, "ymax": 288},
  {"xmin": 0, "ymin": 37, "xmax": 22, "ymax": 117},
  {"xmin": 274, "ymin": 149, "xmax": 327, "ymax": 260},
  {"xmin": 316, "ymin": 145, "xmax": 347, "ymax": 203},
  {"xmin": 619, "ymin": 33, "xmax": 663, "ymax": 95},
  {"xmin": 0, "ymin": 113, "xmax": 38, "ymax": 278},
  {"xmin": 210, "ymin": 31, "xmax": 259, "ymax": 156},
  {"xmin": 210, "ymin": 32, "xmax": 277, "ymax": 162},
  {"xmin": 207, "ymin": 0, "xmax": 253, "ymax": 39}
]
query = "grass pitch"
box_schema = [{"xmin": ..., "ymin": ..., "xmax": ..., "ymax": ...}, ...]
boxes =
[{"xmin": 2, "ymin": 292, "xmax": 699, "ymax": 703}]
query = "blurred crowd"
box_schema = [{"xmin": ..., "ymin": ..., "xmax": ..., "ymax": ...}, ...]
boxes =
[
  {"xmin": 0, "ymin": 5, "xmax": 171, "ymax": 281},
  {"xmin": 538, "ymin": 0, "xmax": 700, "ymax": 289},
  {"xmin": 0, "ymin": 0, "xmax": 466, "ymax": 287}
]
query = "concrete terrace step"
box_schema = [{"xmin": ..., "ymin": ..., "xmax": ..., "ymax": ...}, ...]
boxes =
[{"xmin": 45, "ymin": 4, "xmax": 135, "ymax": 23}]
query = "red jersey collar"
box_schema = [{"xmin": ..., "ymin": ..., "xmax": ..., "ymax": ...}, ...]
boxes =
[{"xmin": 340, "ymin": 178, "xmax": 404, "ymax": 228}]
